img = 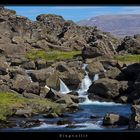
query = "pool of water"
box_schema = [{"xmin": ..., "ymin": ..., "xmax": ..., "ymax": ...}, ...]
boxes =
[{"xmin": 1, "ymin": 103, "xmax": 132, "ymax": 132}]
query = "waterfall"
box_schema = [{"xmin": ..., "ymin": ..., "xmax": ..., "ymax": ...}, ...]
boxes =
[
  {"xmin": 59, "ymin": 79, "xmax": 71, "ymax": 94},
  {"xmin": 26, "ymin": 70, "xmax": 33, "ymax": 82},
  {"xmin": 93, "ymin": 74, "xmax": 99, "ymax": 82},
  {"xmin": 78, "ymin": 64, "xmax": 92, "ymax": 95},
  {"xmin": 45, "ymin": 85, "xmax": 50, "ymax": 90},
  {"xmin": 78, "ymin": 74, "xmax": 92, "ymax": 95},
  {"xmin": 82, "ymin": 63, "xmax": 88, "ymax": 70}
]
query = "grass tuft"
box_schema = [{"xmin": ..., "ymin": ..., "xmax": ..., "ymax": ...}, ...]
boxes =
[
  {"xmin": 0, "ymin": 92, "xmax": 62, "ymax": 121},
  {"xmin": 26, "ymin": 50, "xmax": 81, "ymax": 61},
  {"xmin": 114, "ymin": 54, "xmax": 140, "ymax": 62}
]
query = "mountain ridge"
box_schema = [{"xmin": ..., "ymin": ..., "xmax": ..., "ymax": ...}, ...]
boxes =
[{"xmin": 77, "ymin": 14, "xmax": 140, "ymax": 37}]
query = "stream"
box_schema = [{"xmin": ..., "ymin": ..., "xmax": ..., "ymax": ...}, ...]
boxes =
[{"xmin": 1, "ymin": 64, "xmax": 132, "ymax": 131}]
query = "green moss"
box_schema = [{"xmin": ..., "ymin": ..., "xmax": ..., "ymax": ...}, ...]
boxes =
[
  {"xmin": 114, "ymin": 54, "xmax": 140, "ymax": 62},
  {"xmin": 0, "ymin": 92, "xmax": 62, "ymax": 121},
  {"xmin": 26, "ymin": 50, "xmax": 81, "ymax": 61}
]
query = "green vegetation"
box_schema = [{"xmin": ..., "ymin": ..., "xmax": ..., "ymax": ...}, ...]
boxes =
[
  {"xmin": 114, "ymin": 54, "xmax": 140, "ymax": 62},
  {"xmin": 26, "ymin": 50, "xmax": 81, "ymax": 61},
  {"xmin": 0, "ymin": 92, "xmax": 62, "ymax": 121}
]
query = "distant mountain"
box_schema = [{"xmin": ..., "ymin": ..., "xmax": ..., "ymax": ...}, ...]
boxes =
[{"xmin": 77, "ymin": 14, "xmax": 140, "ymax": 37}]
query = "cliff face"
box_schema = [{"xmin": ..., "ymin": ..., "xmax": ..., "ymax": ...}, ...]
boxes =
[{"xmin": 0, "ymin": 7, "xmax": 121, "ymax": 58}]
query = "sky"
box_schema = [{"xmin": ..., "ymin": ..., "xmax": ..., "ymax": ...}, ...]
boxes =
[{"xmin": 6, "ymin": 6, "xmax": 140, "ymax": 22}]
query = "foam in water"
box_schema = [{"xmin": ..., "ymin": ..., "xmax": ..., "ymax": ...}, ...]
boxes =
[
  {"xmin": 31, "ymin": 123, "xmax": 68, "ymax": 130},
  {"xmin": 59, "ymin": 79, "xmax": 71, "ymax": 94},
  {"xmin": 80, "ymin": 98, "xmax": 122, "ymax": 106},
  {"xmin": 72, "ymin": 122, "xmax": 103, "ymax": 130}
]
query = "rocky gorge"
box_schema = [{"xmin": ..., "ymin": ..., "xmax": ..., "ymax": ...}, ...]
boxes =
[{"xmin": 0, "ymin": 7, "xmax": 140, "ymax": 131}]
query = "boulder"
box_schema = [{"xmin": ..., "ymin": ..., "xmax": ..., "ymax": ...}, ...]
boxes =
[
  {"xmin": 25, "ymin": 82, "xmax": 40, "ymax": 95},
  {"xmin": 117, "ymin": 96, "xmax": 129, "ymax": 104},
  {"xmin": 67, "ymin": 94, "xmax": 79, "ymax": 104},
  {"xmin": 32, "ymin": 40, "xmax": 49, "ymax": 50},
  {"xmin": 82, "ymin": 32, "xmax": 119, "ymax": 59},
  {"xmin": 46, "ymin": 72, "xmax": 60, "ymax": 91},
  {"xmin": 0, "ymin": 83, "xmax": 11, "ymax": 92},
  {"xmin": 19, "ymin": 119, "xmax": 41, "ymax": 128},
  {"xmin": 67, "ymin": 91, "xmax": 79, "ymax": 96},
  {"xmin": 45, "ymin": 89, "xmax": 62, "ymax": 101},
  {"xmin": 15, "ymin": 109, "xmax": 32, "ymax": 118},
  {"xmin": 129, "ymin": 105, "xmax": 140, "ymax": 129},
  {"xmin": 82, "ymin": 46, "xmax": 102, "ymax": 59},
  {"xmin": 103, "ymin": 113, "xmax": 129, "ymax": 126},
  {"xmin": 118, "ymin": 36, "xmax": 140, "ymax": 54},
  {"xmin": 88, "ymin": 78, "xmax": 132, "ymax": 102},
  {"xmin": 21, "ymin": 61, "xmax": 36, "ymax": 70},
  {"xmin": 29, "ymin": 67, "xmax": 54, "ymax": 85},
  {"xmin": 88, "ymin": 78, "xmax": 120, "ymax": 99},
  {"xmin": 67, "ymin": 61, "xmax": 83, "ymax": 69},
  {"xmin": 35, "ymin": 59, "xmax": 47, "ymax": 70},
  {"xmin": 0, "ymin": 43, "xmax": 26, "ymax": 56},
  {"xmin": 104, "ymin": 67, "xmax": 125, "ymax": 80},
  {"xmin": 45, "ymin": 88, "xmax": 79, "ymax": 110},
  {"xmin": 9, "ymin": 67, "xmax": 26, "ymax": 78},
  {"xmin": 134, "ymin": 74, "xmax": 140, "ymax": 93},
  {"xmin": 58, "ymin": 70, "xmax": 84, "ymax": 90},
  {"xmin": 10, "ymin": 58, "xmax": 26, "ymax": 66},
  {"xmin": 122, "ymin": 63, "xmax": 140, "ymax": 81},
  {"xmin": 0, "ymin": 60, "xmax": 9, "ymax": 75},
  {"xmin": 56, "ymin": 94, "xmax": 79, "ymax": 111},
  {"xmin": 86, "ymin": 61, "xmax": 104, "ymax": 78},
  {"xmin": 40, "ymin": 87, "xmax": 50, "ymax": 98},
  {"xmin": 55, "ymin": 94, "xmax": 73, "ymax": 104},
  {"xmin": 43, "ymin": 113, "xmax": 59, "ymax": 118},
  {"xmin": 101, "ymin": 60, "xmax": 118, "ymax": 70},
  {"xmin": 55, "ymin": 62, "xmax": 69, "ymax": 72},
  {"xmin": 10, "ymin": 74, "xmax": 31, "ymax": 93},
  {"xmin": 12, "ymin": 36, "xmax": 24, "ymax": 44},
  {"xmin": 0, "ymin": 74, "xmax": 10, "ymax": 83}
]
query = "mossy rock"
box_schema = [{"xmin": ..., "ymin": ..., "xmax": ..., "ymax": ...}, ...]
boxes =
[{"xmin": 0, "ymin": 92, "xmax": 63, "ymax": 121}]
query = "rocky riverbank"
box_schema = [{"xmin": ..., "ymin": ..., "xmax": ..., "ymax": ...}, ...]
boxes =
[{"xmin": 0, "ymin": 7, "xmax": 140, "ymax": 130}]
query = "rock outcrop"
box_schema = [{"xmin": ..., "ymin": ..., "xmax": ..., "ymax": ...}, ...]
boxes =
[
  {"xmin": 129, "ymin": 105, "xmax": 140, "ymax": 129},
  {"xmin": 103, "ymin": 113, "xmax": 129, "ymax": 126},
  {"xmin": 117, "ymin": 36, "xmax": 140, "ymax": 54}
]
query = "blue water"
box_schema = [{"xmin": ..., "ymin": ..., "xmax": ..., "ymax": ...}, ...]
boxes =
[
  {"xmin": 1, "ymin": 65, "xmax": 132, "ymax": 131},
  {"xmin": 1, "ymin": 103, "xmax": 132, "ymax": 132}
]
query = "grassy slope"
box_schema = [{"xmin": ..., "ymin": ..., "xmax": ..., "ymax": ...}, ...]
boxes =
[
  {"xmin": 114, "ymin": 54, "xmax": 140, "ymax": 63},
  {"xmin": 26, "ymin": 50, "xmax": 81, "ymax": 61},
  {"xmin": 0, "ymin": 92, "xmax": 62, "ymax": 121}
]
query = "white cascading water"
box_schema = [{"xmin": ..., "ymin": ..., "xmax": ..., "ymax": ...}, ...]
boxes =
[
  {"xmin": 59, "ymin": 79, "xmax": 71, "ymax": 94},
  {"xmin": 93, "ymin": 73, "xmax": 99, "ymax": 81},
  {"xmin": 78, "ymin": 64, "xmax": 121, "ymax": 105},
  {"xmin": 26, "ymin": 70, "xmax": 33, "ymax": 82},
  {"xmin": 78, "ymin": 64, "xmax": 92, "ymax": 95},
  {"xmin": 79, "ymin": 73, "xmax": 100, "ymax": 105},
  {"xmin": 78, "ymin": 64, "xmax": 93, "ymax": 104},
  {"xmin": 45, "ymin": 85, "xmax": 50, "ymax": 90}
]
